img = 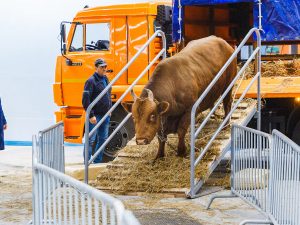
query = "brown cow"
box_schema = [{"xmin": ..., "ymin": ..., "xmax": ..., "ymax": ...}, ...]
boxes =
[{"xmin": 122, "ymin": 36, "xmax": 236, "ymax": 159}]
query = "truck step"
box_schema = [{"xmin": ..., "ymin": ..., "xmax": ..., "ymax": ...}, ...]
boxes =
[
  {"xmin": 65, "ymin": 136, "xmax": 80, "ymax": 140},
  {"xmin": 64, "ymin": 114, "xmax": 84, "ymax": 144},
  {"xmin": 66, "ymin": 115, "xmax": 82, "ymax": 119}
]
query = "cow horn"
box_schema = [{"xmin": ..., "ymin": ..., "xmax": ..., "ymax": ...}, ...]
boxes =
[
  {"xmin": 130, "ymin": 89, "xmax": 138, "ymax": 101},
  {"xmin": 145, "ymin": 88, "xmax": 154, "ymax": 101}
]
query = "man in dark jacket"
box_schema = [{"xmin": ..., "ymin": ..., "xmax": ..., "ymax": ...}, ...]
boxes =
[
  {"xmin": 82, "ymin": 58, "xmax": 112, "ymax": 163},
  {"xmin": 0, "ymin": 98, "xmax": 7, "ymax": 150}
]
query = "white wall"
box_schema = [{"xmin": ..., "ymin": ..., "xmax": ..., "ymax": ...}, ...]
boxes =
[{"xmin": 0, "ymin": 0, "xmax": 148, "ymax": 142}]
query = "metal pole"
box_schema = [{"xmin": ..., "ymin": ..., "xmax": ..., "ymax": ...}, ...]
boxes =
[
  {"xmin": 256, "ymin": 29, "xmax": 262, "ymax": 131},
  {"xmin": 189, "ymin": 111, "xmax": 195, "ymax": 198},
  {"xmin": 32, "ymin": 135, "xmax": 40, "ymax": 225},
  {"xmin": 256, "ymin": 0, "xmax": 262, "ymax": 131},
  {"xmin": 84, "ymin": 117, "xmax": 89, "ymax": 184},
  {"xmin": 258, "ymin": 0, "xmax": 263, "ymax": 31}
]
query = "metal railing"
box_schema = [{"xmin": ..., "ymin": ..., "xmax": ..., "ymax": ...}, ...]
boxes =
[
  {"xmin": 38, "ymin": 121, "xmax": 65, "ymax": 172},
  {"xmin": 84, "ymin": 30, "xmax": 167, "ymax": 183},
  {"xmin": 189, "ymin": 27, "xmax": 262, "ymax": 198},
  {"xmin": 269, "ymin": 130, "xmax": 300, "ymax": 225},
  {"xmin": 231, "ymin": 125, "xmax": 271, "ymax": 216},
  {"xmin": 31, "ymin": 125, "xmax": 140, "ymax": 225},
  {"xmin": 207, "ymin": 125, "xmax": 300, "ymax": 225}
]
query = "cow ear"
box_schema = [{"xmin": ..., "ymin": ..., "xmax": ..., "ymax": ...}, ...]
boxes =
[
  {"xmin": 121, "ymin": 102, "xmax": 133, "ymax": 113},
  {"xmin": 158, "ymin": 101, "xmax": 169, "ymax": 115}
]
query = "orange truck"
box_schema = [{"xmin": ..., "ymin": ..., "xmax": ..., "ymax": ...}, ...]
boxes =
[
  {"xmin": 54, "ymin": 0, "xmax": 300, "ymax": 151},
  {"xmin": 53, "ymin": 1, "xmax": 173, "ymax": 151}
]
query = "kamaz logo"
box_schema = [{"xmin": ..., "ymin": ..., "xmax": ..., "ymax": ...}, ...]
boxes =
[{"xmin": 70, "ymin": 62, "xmax": 82, "ymax": 66}]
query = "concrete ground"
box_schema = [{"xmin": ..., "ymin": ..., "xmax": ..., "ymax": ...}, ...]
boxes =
[{"xmin": 0, "ymin": 145, "xmax": 267, "ymax": 225}]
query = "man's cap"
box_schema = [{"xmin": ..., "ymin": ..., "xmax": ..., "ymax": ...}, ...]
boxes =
[{"xmin": 95, "ymin": 58, "xmax": 107, "ymax": 67}]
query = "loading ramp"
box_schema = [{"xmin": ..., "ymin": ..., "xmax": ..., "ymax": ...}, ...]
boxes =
[{"xmin": 92, "ymin": 99, "xmax": 257, "ymax": 197}]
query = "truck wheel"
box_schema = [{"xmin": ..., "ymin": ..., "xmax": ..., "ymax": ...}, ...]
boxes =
[
  {"xmin": 102, "ymin": 105, "xmax": 135, "ymax": 162},
  {"xmin": 287, "ymin": 106, "xmax": 300, "ymax": 145},
  {"xmin": 291, "ymin": 120, "xmax": 300, "ymax": 145}
]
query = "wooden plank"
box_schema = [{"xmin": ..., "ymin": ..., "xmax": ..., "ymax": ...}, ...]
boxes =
[
  {"xmin": 235, "ymin": 77, "xmax": 300, "ymax": 98},
  {"xmin": 236, "ymin": 102, "xmax": 248, "ymax": 109},
  {"xmin": 117, "ymin": 152, "xmax": 143, "ymax": 158},
  {"xmin": 231, "ymin": 112, "xmax": 242, "ymax": 119},
  {"xmin": 94, "ymin": 186, "xmax": 189, "ymax": 198}
]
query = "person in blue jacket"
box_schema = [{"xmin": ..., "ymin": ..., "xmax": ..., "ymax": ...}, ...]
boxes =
[
  {"xmin": 82, "ymin": 58, "xmax": 112, "ymax": 163},
  {"xmin": 0, "ymin": 98, "xmax": 7, "ymax": 150}
]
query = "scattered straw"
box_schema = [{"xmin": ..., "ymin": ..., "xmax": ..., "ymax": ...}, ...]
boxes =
[{"xmin": 239, "ymin": 59, "xmax": 300, "ymax": 79}]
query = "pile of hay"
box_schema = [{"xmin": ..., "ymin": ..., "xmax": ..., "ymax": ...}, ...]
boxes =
[
  {"xmin": 94, "ymin": 114, "xmax": 230, "ymax": 194},
  {"xmin": 95, "ymin": 142, "xmax": 222, "ymax": 193},
  {"xmin": 239, "ymin": 59, "xmax": 300, "ymax": 79},
  {"xmin": 94, "ymin": 98, "xmax": 254, "ymax": 194}
]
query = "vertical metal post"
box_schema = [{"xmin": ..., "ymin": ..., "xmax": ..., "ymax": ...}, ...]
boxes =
[
  {"xmin": 32, "ymin": 135, "xmax": 40, "ymax": 225},
  {"xmin": 178, "ymin": 0, "xmax": 182, "ymax": 42},
  {"xmin": 257, "ymin": 0, "xmax": 262, "ymax": 131},
  {"xmin": 190, "ymin": 111, "xmax": 195, "ymax": 198},
  {"xmin": 258, "ymin": 0, "xmax": 262, "ymax": 31},
  {"xmin": 84, "ymin": 117, "xmax": 89, "ymax": 184},
  {"xmin": 231, "ymin": 126, "xmax": 235, "ymax": 191}
]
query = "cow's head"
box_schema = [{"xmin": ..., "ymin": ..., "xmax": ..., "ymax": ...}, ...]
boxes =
[{"xmin": 122, "ymin": 89, "xmax": 169, "ymax": 145}]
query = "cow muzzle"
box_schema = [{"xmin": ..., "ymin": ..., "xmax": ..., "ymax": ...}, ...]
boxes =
[{"xmin": 136, "ymin": 138, "xmax": 149, "ymax": 145}]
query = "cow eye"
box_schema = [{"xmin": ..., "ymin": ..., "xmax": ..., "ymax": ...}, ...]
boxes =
[{"xmin": 150, "ymin": 114, "xmax": 156, "ymax": 122}]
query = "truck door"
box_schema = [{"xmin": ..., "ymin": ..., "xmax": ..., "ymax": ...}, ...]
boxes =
[
  {"xmin": 111, "ymin": 17, "xmax": 128, "ymax": 86},
  {"xmin": 127, "ymin": 16, "xmax": 149, "ymax": 85},
  {"xmin": 61, "ymin": 19, "xmax": 117, "ymax": 107}
]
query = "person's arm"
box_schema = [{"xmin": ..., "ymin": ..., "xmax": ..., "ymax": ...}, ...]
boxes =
[
  {"xmin": 2, "ymin": 111, "xmax": 6, "ymax": 128},
  {"xmin": 0, "ymin": 99, "xmax": 7, "ymax": 130},
  {"xmin": 82, "ymin": 80, "xmax": 95, "ymax": 119}
]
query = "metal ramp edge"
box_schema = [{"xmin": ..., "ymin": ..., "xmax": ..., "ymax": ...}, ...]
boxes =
[{"xmin": 187, "ymin": 102, "xmax": 257, "ymax": 198}]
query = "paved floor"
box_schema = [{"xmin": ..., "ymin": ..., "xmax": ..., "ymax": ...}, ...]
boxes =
[{"xmin": 0, "ymin": 145, "xmax": 267, "ymax": 225}]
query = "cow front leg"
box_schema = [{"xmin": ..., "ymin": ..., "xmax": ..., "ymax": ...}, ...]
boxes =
[
  {"xmin": 155, "ymin": 135, "xmax": 167, "ymax": 159},
  {"xmin": 177, "ymin": 112, "xmax": 191, "ymax": 157}
]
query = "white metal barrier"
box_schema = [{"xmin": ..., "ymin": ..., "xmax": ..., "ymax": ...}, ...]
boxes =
[
  {"xmin": 269, "ymin": 130, "xmax": 300, "ymax": 225},
  {"xmin": 207, "ymin": 125, "xmax": 300, "ymax": 225},
  {"xmin": 232, "ymin": 125, "xmax": 271, "ymax": 216},
  {"xmin": 31, "ymin": 125, "xmax": 140, "ymax": 225},
  {"xmin": 38, "ymin": 122, "xmax": 65, "ymax": 173}
]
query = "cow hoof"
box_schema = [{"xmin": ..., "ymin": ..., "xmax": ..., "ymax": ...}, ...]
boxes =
[
  {"xmin": 154, "ymin": 154, "xmax": 164, "ymax": 160},
  {"xmin": 177, "ymin": 152, "xmax": 187, "ymax": 157},
  {"xmin": 155, "ymin": 155, "xmax": 164, "ymax": 160}
]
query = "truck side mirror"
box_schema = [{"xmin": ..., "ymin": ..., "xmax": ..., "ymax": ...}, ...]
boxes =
[{"xmin": 60, "ymin": 24, "xmax": 67, "ymax": 55}]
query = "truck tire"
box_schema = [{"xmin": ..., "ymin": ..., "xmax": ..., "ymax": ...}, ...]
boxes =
[
  {"xmin": 287, "ymin": 106, "xmax": 300, "ymax": 145},
  {"xmin": 102, "ymin": 105, "xmax": 135, "ymax": 162},
  {"xmin": 291, "ymin": 120, "xmax": 300, "ymax": 145}
]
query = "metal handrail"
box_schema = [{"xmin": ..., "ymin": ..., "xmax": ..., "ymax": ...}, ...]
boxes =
[
  {"xmin": 189, "ymin": 27, "xmax": 262, "ymax": 198},
  {"xmin": 84, "ymin": 30, "xmax": 167, "ymax": 183}
]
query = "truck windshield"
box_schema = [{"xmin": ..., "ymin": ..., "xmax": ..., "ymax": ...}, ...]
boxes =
[
  {"xmin": 69, "ymin": 24, "xmax": 83, "ymax": 52},
  {"xmin": 85, "ymin": 23, "xmax": 110, "ymax": 51}
]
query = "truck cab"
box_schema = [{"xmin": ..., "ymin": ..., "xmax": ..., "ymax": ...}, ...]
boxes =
[{"xmin": 53, "ymin": 1, "xmax": 172, "ymax": 148}]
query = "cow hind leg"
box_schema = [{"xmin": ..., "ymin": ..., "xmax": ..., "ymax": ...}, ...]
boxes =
[
  {"xmin": 177, "ymin": 112, "xmax": 191, "ymax": 157},
  {"xmin": 223, "ymin": 58, "xmax": 237, "ymax": 125}
]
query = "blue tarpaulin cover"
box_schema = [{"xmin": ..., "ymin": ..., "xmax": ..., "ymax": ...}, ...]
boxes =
[{"xmin": 172, "ymin": 0, "xmax": 300, "ymax": 42}]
